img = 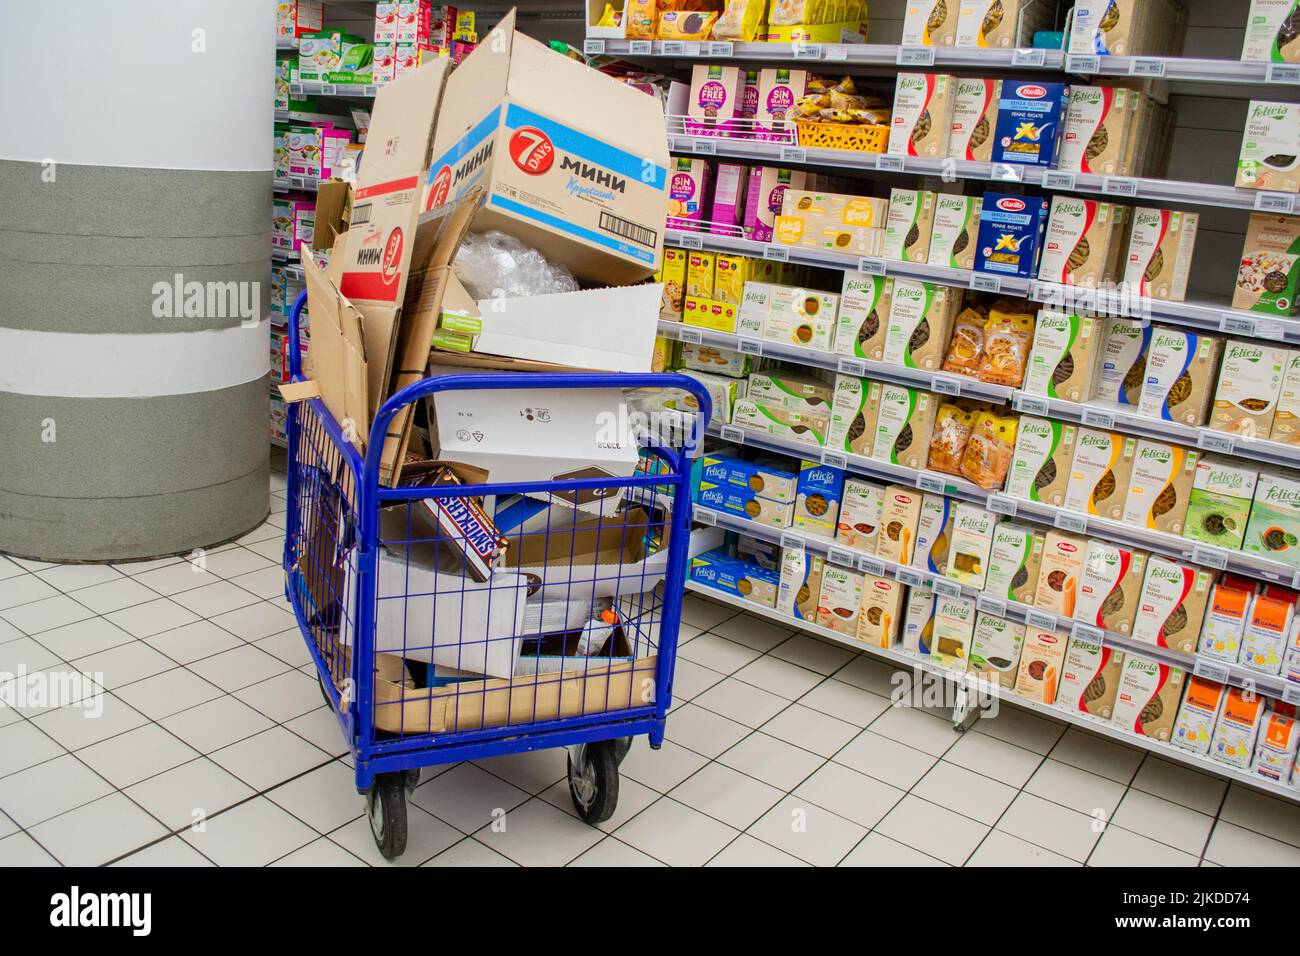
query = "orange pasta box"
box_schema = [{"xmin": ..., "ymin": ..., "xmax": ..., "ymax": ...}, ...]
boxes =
[
  {"xmin": 1251, "ymin": 711, "xmax": 1300, "ymax": 783},
  {"xmin": 1058, "ymin": 634, "xmax": 1125, "ymax": 720},
  {"xmin": 1014, "ymin": 626, "xmax": 1069, "ymax": 704},
  {"xmin": 1131, "ymin": 556, "xmax": 1214, "ymax": 654},
  {"xmin": 1074, "ymin": 540, "xmax": 1148, "ymax": 635},
  {"xmin": 1198, "ymin": 582, "xmax": 1253, "ymax": 663},
  {"xmin": 1240, "ymin": 591, "xmax": 1294, "ymax": 675},
  {"xmin": 1033, "ymin": 530, "xmax": 1087, "ymax": 618},
  {"xmin": 1211, "ymin": 686, "xmax": 1265, "ymax": 769},
  {"xmin": 1171, "ymin": 676, "xmax": 1228, "ymax": 755},
  {"xmin": 1111, "ymin": 655, "xmax": 1186, "ymax": 743}
]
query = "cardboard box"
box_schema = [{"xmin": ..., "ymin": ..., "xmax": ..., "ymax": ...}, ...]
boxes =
[
  {"xmin": 826, "ymin": 374, "xmax": 877, "ymax": 456},
  {"xmin": 1060, "ymin": 86, "xmax": 1130, "ymax": 176},
  {"xmin": 763, "ymin": 287, "xmax": 839, "ymax": 351},
  {"xmin": 1210, "ymin": 686, "xmax": 1265, "ymax": 768},
  {"xmin": 983, "ymin": 523, "xmax": 1044, "ymax": 604},
  {"xmin": 1240, "ymin": 592, "xmax": 1293, "ymax": 674},
  {"xmin": 668, "ymin": 159, "xmax": 714, "ymax": 231},
  {"xmin": 835, "ymin": 274, "xmax": 890, "ymax": 360},
  {"xmin": 691, "ymin": 549, "xmax": 780, "ymax": 609},
  {"xmin": 1058, "ymin": 633, "xmax": 1118, "ymax": 717},
  {"xmin": 930, "ymin": 594, "xmax": 976, "ymax": 670},
  {"xmin": 858, "ymin": 575, "xmax": 907, "ymax": 648},
  {"xmin": 1172, "ymin": 676, "xmax": 1228, "ymax": 755},
  {"xmin": 1006, "ymin": 416, "xmax": 1078, "ymax": 507},
  {"xmin": 1095, "ymin": 318, "xmax": 1151, "ymax": 408},
  {"xmin": 1070, "ymin": 0, "xmax": 1142, "ymax": 55},
  {"xmin": 881, "ymin": 280, "xmax": 954, "ymax": 371},
  {"xmin": 877, "ymin": 484, "xmax": 924, "ymax": 565},
  {"xmin": 817, "ymin": 564, "xmax": 865, "ymax": 636},
  {"xmin": 969, "ymin": 613, "xmax": 1025, "ymax": 689},
  {"xmin": 1233, "ymin": 213, "xmax": 1300, "ymax": 317},
  {"xmin": 1243, "ymin": 469, "xmax": 1300, "ymax": 568},
  {"xmin": 1124, "ymin": 207, "xmax": 1199, "ymax": 302},
  {"xmin": 1184, "ymin": 456, "xmax": 1259, "ymax": 550},
  {"xmin": 928, "ymin": 194, "xmax": 979, "ymax": 270},
  {"xmin": 902, "ymin": 0, "xmax": 958, "ymax": 45},
  {"xmin": 1121, "ymin": 439, "xmax": 1197, "ymax": 535},
  {"xmin": 956, "ymin": 0, "xmax": 1049, "ymax": 47},
  {"xmin": 1064, "ymin": 427, "xmax": 1137, "ymax": 520},
  {"xmin": 744, "ymin": 167, "xmax": 808, "ymax": 242},
  {"xmin": 904, "ymin": 586, "xmax": 938, "ymax": 656},
  {"xmin": 1131, "ymin": 555, "xmax": 1213, "ymax": 653},
  {"xmin": 1238, "ymin": 100, "xmax": 1300, "ymax": 193},
  {"xmin": 747, "ymin": 369, "xmax": 834, "ymax": 416},
  {"xmin": 883, "ymin": 190, "xmax": 937, "ymax": 264},
  {"xmin": 697, "ymin": 481, "xmax": 794, "ymax": 528},
  {"xmin": 1022, "ymin": 310, "xmax": 1102, "ymax": 403},
  {"xmin": 1038, "ymin": 197, "xmax": 1115, "ymax": 289},
  {"xmin": 836, "ymin": 477, "xmax": 886, "ymax": 552},
  {"xmin": 946, "ymin": 501, "xmax": 997, "ymax": 589},
  {"xmin": 1137, "ymin": 327, "xmax": 1223, "ymax": 426},
  {"xmin": 423, "ymin": 12, "xmax": 668, "ymax": 283},
  {"xmin": 777, "ymin": 548, "xmax": 825, "ymax": 622},
  {"xmin": 974, "ymin": 193, "xmax": 1050, "ymax": 279},
  {"xmin": 991, "ymin": 81, "xmax": 1069, "ymax": 168},
  {"xmin": 686, "ymin": 252, "xmax": 715, "ymax": 300},
  {"xmin": 672, "ymin": 369, "xmax": 744, "ymax": 423},
  {"xmin": 1075, "ymin": 540, "xmax": 1148, "ymax": 635},
  {"xmin": 912, "ymin": 493, "xmax": 955, "ymax": 575},
  {"xmin": 1015, "ymin": 627, "xmax": 1069, "ymax": 704},
  {"xmin": 711, "ymin": 164, "xmax": 751, "ymax": 230},
  {"xmin": 888, "ymin": 73, "xmax": 956, "ymax": 158},
  {"xmin": 734, "ymin": 534, "xmax": 781, "ymax": 572},
  {"xmin": 1034, "ymin": 530, "xmax": 1088, "ymax": 618},
  {"xmin": 1198, "ymin": 582, "xmax": 1252, "ymax": 663},
  {"xmin": 681, "ymin": 342, "xmax": 752, "ymax": 378},
  {"xmin": 793, "ymin": 461, "xmax": 845, "ymax": 536},
  {"xmin": 948, "ymin": 78, "xmax": 1000, "ymax": 163},
  {"xmin": 755, "ymin": 68, "xmax": 811, "ymax": 142},
  {"xmin": 870, "ymin": 384, "xmax": 937, "ymax": 470},
  {"xmin": 1211, "ymin": 340, "xmax": 1288, "ymax": 438},
  {"xmin": 1112, "ymin": 655, "xmax": 1186, "ymax": 742},
  {"xmin": 1269, "ymin": 350, "xmax": 1300, "ymax": 443}
]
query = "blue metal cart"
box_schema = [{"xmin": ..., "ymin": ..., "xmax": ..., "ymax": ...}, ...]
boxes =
[{"xmin": 281, "ymin": 290, "xmax": 709, "ymax": 858}]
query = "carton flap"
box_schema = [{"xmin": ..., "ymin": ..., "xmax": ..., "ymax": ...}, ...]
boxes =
[
  {"xmin": 361, "ymin": 58, "xmax": 453, "ymax": 183},
  {"xmin": 301, "ymin": 249, "xmax": 369, "ymax": 445},
  {"xmin": 312, "ymin": 180, "xmax": 352, "ymax": 252},
  {"xmin": 278, "ymin": 380, "xmax": 320, "ymax": 403}
]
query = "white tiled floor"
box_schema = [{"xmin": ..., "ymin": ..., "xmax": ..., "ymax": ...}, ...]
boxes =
[{"xmin": 1, "ymin": 455, "xmax": 1299, "ymax": 867}]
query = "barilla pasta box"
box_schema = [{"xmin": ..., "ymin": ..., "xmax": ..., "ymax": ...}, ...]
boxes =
[
  {"xmin": 888, "ymin": 73, "xmax": 956, "ymax": 158},
  {"xmin": 777, "ymin": 548, "xmax": 824, "ymax": 621},
  {"xmin": 1022, "ymin": 310, "xmax": 1102, "ymax": 403},
  {"xmin": 755, "ymin": 69, "xmax": 810, "ymax": 142},
  {"xmin": 1131, "ymin": 556, "xmax": 1213, "ymax": 654},
  {"xmin": 686, "ymin": 64, "xmax": 745, "ymax": 136},
  {"xmin": 793, "ymin": 461, "xmax": 845, "ymax": 536},
  {"xmin": 912, "ymin": 493, "xmax": 955, "ymax": 575},
  {"xmin": 421, "ymin": 13, "xmax": 669, "ymax": 283},
  {"xmin": 1171, "ymin": 676, "xmax": 1227, "ymax": 755},
  {"xmin": 817, "ymin": 564, "xmax": 866, "ymax": 636},
  {"xmin": 1075, "ymin": 540, "xmax": 1148, "ymax": 635},
  {"xmin": 1240, "ymin": 591, "xmax": 1293, "ymax": 674},
  {"xmin": 1210, "ymin": 686, "xmax": 1265, "ymax": 768},
  {"xmin": 928, "ymin": 194, "xmax": 980, "ymax": 270},
  {"xmin": 904, "ymin": 586, "xmax": 937, "ymax": 656},
  {"xmin": 1094, "ymin": 318, "xmax": 1151, "ymax": 408},
  {"xmin": 948, "ymin": 78, "xmax": 1000, "ymax": 163},
  {"xmin": 974, "ymin": 193, "xmax": 1049, "ymax": 278},
  {"xmin": 877, "ymin": 484, "xmax": 924, "ymax": 565},
  {"xmin": 1242, "ymin": 469, "xmax": 1300, "ymax": 569},
  {"xmin": 1015, "ymin": 627, "xmax": 1069, "ymax": 704},
  {"xmin": 1064, "ymin": 427, "xmax": 1136, "ymax": 520},
  {"xmin": 1137, "ymin": 326, "xmax": 1224, "ymax": 426},
  {"xmin": 969, "ymin": 612, "xmax": 1025, "ymax": 690},
  {"xmin": 1121, "ymin": 440, "xmax": 1197, "ymax": 535},
  {"xmin": 1058, "ymin": 634, "xmax": 1119, "ymax": 718},
  {"xmin": 930, "ymin": 594, "xmax": 976, "ymax": 670},
  {"xmin": 1037, "ymin": 197, "xmax": 1115, "ymax": 289},
  {"xmin": 1034, "ymin": 531, "xmax": 1087, "ymax": 618},
  {"xmin": 1199, "ymin": 582, "xmax": 1252, "ymax": 663},
  {"xmin": 858, "ymin": 575, "xmax": 907, "ymax": 648},
  {"xmin": 1184, "ymin": 456, "xmax": 1259, "ymax": 550},
  {"xmin": 1112, "ymin": 655, "xmax": 1186, "ymax": 742},
  {"xmin": 835, "ymin": 274, "xmax": 890, "ymax": 360},
  {"xmin": 1251, "ymin": 711, "xmax": 1300, "ymax": 782},
  {"xmin": 690, "ymin": 548, "xmax": 780, "ymax": 609},
  {"xmin": 1059, "ymin": 86, "xmax": 1130, "ymax": 176},
  {"xmin": 1006, "ymin": 416, "xmax": 1077, "ymax": 506},
  {"xmin": 1123, "ymin": 207, "xmax": 1200, "ymax": 302},
  {"xmin": 837, "ymin": 477, "xmax": 886, "ymax": 552},
  {"xmin": 991, "ymin": 81, "xmax": 1069, "ymax": 168},
  {"xmin": 983, "ymin": 523, "xmax": 1044, "ymax": 604},
  {"xmin": 744, "ymin": 167, "xmax": 808, "ymax": 242}
]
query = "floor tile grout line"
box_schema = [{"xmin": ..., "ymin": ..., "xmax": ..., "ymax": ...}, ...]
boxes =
[{"xmin": 959, "ymin": 731, "xmax": 1059, "ymax": 866}]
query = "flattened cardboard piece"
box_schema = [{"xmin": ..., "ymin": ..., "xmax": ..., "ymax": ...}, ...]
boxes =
[
  {"xmin": 311, "ymin": 180, "xmax": 353, "ymax": 252},
  {"xmin": 295, "ymin": 248, "xmax": 369, "ymax": 447},
  {"xmin": 427, "ymin": 351, "xmax": 584, "ymax": 374}
]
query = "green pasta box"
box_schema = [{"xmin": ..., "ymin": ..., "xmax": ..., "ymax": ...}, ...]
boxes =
[
  {"xmin": 1243, "ymin": 469, "xmax": 1300, "ymax": 567},
  {"xmin": 1183, "ymin": 457, "xmax": 1260, "ymax": 550}
]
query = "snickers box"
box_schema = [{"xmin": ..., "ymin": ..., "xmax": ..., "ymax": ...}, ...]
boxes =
[{"xmin": 400, "ymin": 461, "xmax": 508, "ymax": 582}]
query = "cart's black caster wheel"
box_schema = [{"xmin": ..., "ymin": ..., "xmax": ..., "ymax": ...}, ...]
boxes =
[
  {"xmin": 403, "ymin": 768, "xmax": 421, "ymax": 795},
  {"xmin": 367, "ymin": 773, "xmax": 408, "ymax": 860},
  {"xmin": 613, "ymin": 736, "xmax": 633, "ymax": 765},
  {"xmin": 568, "ymin": 741, "xmax": 620, "ymax": 825}
]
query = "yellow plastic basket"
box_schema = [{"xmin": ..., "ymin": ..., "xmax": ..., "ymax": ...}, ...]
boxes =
[{"xmin": 795, "ymin": 120, "xmax": 889, "ymax": 154}]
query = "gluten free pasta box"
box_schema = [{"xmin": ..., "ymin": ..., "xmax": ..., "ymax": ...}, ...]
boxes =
[
  {"xmin": 1064, "ymin": 427, "xmax": 1137, "ymax": 521},
  {"xmin": 1121, "ymin": 439, "xmax": 1197, "ymax": 536},
  {"xmin": 1075, "ymin": 540, "xmax": 1148, "ymax": 635},
  {"xmin": 1244, "ymin": 469, "xmax": 1300, "ymax": 568},
  {"xmin": 1233, "ymin": 213, "xmax": 1300, "ymax": 317},
  {"xmin": 1111, "ymin": 655, "xmax": 1186, "ymax": 743}
]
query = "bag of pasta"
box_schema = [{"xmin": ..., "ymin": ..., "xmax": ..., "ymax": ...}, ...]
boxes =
[
  {"xmin": 928, "ymin": 404, "xmax": 975, "ymax": 476},
  {"xmin": 713, "ymin": 0, "xmax": 765, "ymax": 39},
  {"xmin": 624, "ymin": 0, "xmax": 657, "ymax": 37},
  {"xmin": 959, "ymin": 412, "xmax": 1018, "ymax": 490},
  {"xmin": 941, "ymin": 306, "xmax": 988, "ymax": 377},
  {"xmin": 976, "ymin": 301, "xmax": 1033, "ymax": 387}
]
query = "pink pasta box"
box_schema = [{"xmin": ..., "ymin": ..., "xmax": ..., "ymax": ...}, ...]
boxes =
[
  {"xmin": 739, "ymin": 70, "xmax": 761, "ymax": 130},
  {"xmin": 710, "ymin": 163, "xmax": 751, "ymax": 230},
  {"xmin": 667, "ymin": 157, "xmax": 715, "ymax": 232},
  {"xmin": 686, "ymin": 64, "xmax": 745, "ymax": 137},
  {"xmin": 744, "ymin": 166, "xmax": 808, "ymax": 242}
]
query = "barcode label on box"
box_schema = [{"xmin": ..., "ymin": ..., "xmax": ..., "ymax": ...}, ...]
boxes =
[
  {"xmin": 1026, "ymin": 609, "xmax": 1057, "ymax": 631},
  {"xmin": 896, "ymin": 46, "xmax": 935, "ymax": 66},
  {"xmin": 1191, "ymin": 545, "xmax": 1229, "ymax": 571},
  {"xmin": 1103, "ymin": 177, "xmax": 1138, "ymax": 197},
  {"xmin": 781, "ymin": 531, "xmax": 805, "ymax": 551},
  {"xmin": 678, "ymin": 327, "xmax": 703, "ymax": 344},
  {"xmin": 1012, "ymin": 48, "xmax": 1046, "ymax": 66},
  {"xmin": 977, "ymin": 594, "xmax": 1007, "ymax": 617},
  {"xmin": 780, "ymin": 146, "xmax": 807, "ymax": 164},
  {"xmin": 970, "ymin": 273, "xmax": 1001, "ymax": 293},
  {"xmin": 917, "ymin": 474, "xmax": 946, "ymax": 494},
  {"xmin": 1267, "ymin": 63, "xmax": 1300, "ymax": 83},
  {"xmin": 584, "ymin": 39, "xmax": 606, "ymax": 54},
  {"xmin": 1072, "ymin": 622, "xmax": 1105, "ymax": 643},
  {"xmin": 933, "ymin": 578, "xmax": 962, "ymax": 598},
  {"xmin": 1082, "ymin": 408, "xmax": 1114, "ymax": 429},
  {"xmin": 1054, "ymin": 511, "xmax": 1088, "ymax": 533},
  {"xmin": 708, "ymin": 42, "xmax": 734, "ymax": 57},
  {"xmin": 1131, "ymin": 58, "xmax": 1166, "ymax": 77},
  {"xmin": 661, "ymin": 41, "xmax": 684, "ymax": 55},
  {"xmin": 764, "ymin": 246, "xmax": 789, "ymax": 261},
  {"xmin": 1221, "ymin": 314, "xmax": 1257, "ymax": 336},
  {"xmin": 858, "ymin": 257, "xmax": 887, "ymax": 275},
  {"xmin": 838, "ymin": 356, "xmax": 866, "ymax": 376},
  {"xmin": 1197, "ymin": 431, "xmax": 1235, "ymax": 454},
  {"xmin": 896, "ymin": 567, "xmax": 925, "ymax": 587},
  {"xmin": 738, "ymin": 338, "xmax": 763, "ymax": 356},
  {"xmin": 932, "ymin": 376, "xmax": 961, "ymax": 396},
  {"xmin": 1066, "ymin": 55, "xmax": 1100, "ymax": 73},
  {"xmin": 822, "ymin": 450, "xmax": 848, "ymax": 469},
  {"xmin": 877, "ymin": 155, "xmax": 905, "ymax": 173},
  {"xmin": 828, "ymin": 546, "xmax": 855, "ymax": 568},
  {"xmin": 988, "ymin": 494, "xmax": 1018, "ymax": 517},
  {"xmin": 1255, "ymin": 192, "xmax": 1295, "ymax": 213},
  {"xmin": 1042, "ymin": 171, "xmax": 1077, "ymax": 190},
  {"xmin": 1015, "ymin": 394, "xmax": 1049, "ymax": 416},
  {"xmin": 629, "ymin": 40, "xmax": 653, "ymax": 54},
  {"xmin": 858, "ymin": 555, "xmax": 887, "ymax": 576},
  {"xmin": 694, "ymin": 507, "xmax": 716, "ymax": 526},
  {"xmin": 719, "ymin": 424, "xmax": 744, "ymax": 443},
  {"xmin": 1193, "ymin": 659, "xmax": 1231, "ymax": 683}
]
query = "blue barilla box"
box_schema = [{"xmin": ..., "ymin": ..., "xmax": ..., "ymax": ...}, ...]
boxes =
[
  {"xmin": 974, "ymin": 192, "xmax": 1050, "ymax": 279},
  {"xmin": 991, "ymin": 81, "xmax": 1069, "ymax": 168}
]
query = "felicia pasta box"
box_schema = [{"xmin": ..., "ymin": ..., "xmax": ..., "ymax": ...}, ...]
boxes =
[
  {"xmin": 903, "ymin": 0, "xmax": 958, "ymax": 45},
  {"xmin": 1131, "ymin": 556, "xmax": 1213, "ymax": 654},
  {"xmin": 870, "ymin": 384, "xmax": 937, "ymax": 471},
  {"xmin": 1022, "ymin": 310, "xmax": 1102, "ymax": 402},
  {"xmin": 1244, "ymin": 469, "xmax": 1300, "ymax": 568},
  {"xmin": 1015, "ymin": 627, "xmax": 1069, "ymax": 704},
  {"xmin": 747, "ymin": 370, "xmax": 834, "ymax": 416},
  {"xmin": 1171, "ymin": 676, "xmax": 1227, "ymax": 755},
  {"xmin": 1184, "ymin": 456, "xmax": 1259, "ymax": 550},
  {"xmin": 1199, "ymin": 582, "xmax": 1252, "ymax": 663},
  {"xmin": 1241, "ymin": 0, "xmax": 1300, "ymax": 63},
  {"xmin": 764, "ymin": 288, "xmax": 839, "ymax": 350},
  {"xmin": 1038, "ymin": 198, "xmax": 1116, "ymax": 289},
  {"xmin": 881, "ymin": 280, "xmax": 953, "ymax": 370},
  {"xmin": 777, "ymin": 548, "xmax": 824, "ymax": 622},
  {"xmin": 984, "ymin": 523, "xmax": 1044, "ymax": 604},
  {"xmin": 948, "ymin": 78, "xmax": 1000, "ymax": 162},
  {"xmin": 858, "ymin": 575, "xmax": 907, "ymax": 648},
  {"xmin": 730, "ymin": 399, "xmax": 829, "ymax": 449},
  {"xmin": 1211, "ymin": 686, "xmax": 1265, "ymax": 768},
  {"xmin": 1137, "ymin": 327, "xmax": 1224, "ymax": 426},
  {"xmin": 1007, "ymin": 417, "xmax": 1078, "ymax": 507},
  {"xmin": 930, "ymin": 595, "xmax": 976, "ymax": 670},
  {"xmin": 946, "ymin": 502, "xmax": 997, "ymax": 589},
  {"xmin": 1075, "ymin": 540, "xmax": 1148, "ymax": 635},
  {"xmin": 691, "ymin": 549, "xmax": 780, "ymax": 609},
  {"xmin": 1211, "ymin": 340, "xmax": 1288, "ymax": 438},
  {"xmin": 1122, "ymin": 440, "xmax": 1197, "ymax": 535},
  {"xmin": 969, "ymin": 613, "xmax": 1025, "ymax": 689},
  {"xmin": 1112, "ymin": 656, "xmax": 1186, "ymax": 742},
  {"xmin": 1233, "ymin": 213, "xmax": 1300, "ymax": 317},
  {"xmin": 836, "ymin": 274, "xmax": 890, "ymax": 360},
  {"xmin": 1064, "ymin": 427, "xmax": 1136, "ymax": 520},
  {"xmin": 1123, "ymin": 208, "xmax": 1199, "ymax": 302},
  {"xmin": 1058, "ymin": 634, "xmax": 1113, "ymax": 715},
  {"xmin": 928, "ymin": 194, "xmax": 980, "ymax": 270},
  {"xmin": 837, "ymin": 477, "xmax": 886, "ymax": 552},
  {"xmin": 912, "ymin": 493, "xmax": 954, "ymax": 575},
  {"xmin": 1095, "ymin": 318, "xmax": 1151, "ymax": 408},
  {"xmin": 1271, "ymin": 351, "xmax": 1300, "ymax": 444},
  {"xmin": 889, "ymin": 73, "xmax": 956, "ymax": 158},
  {"xmin": 903, "ymin": 585, "xmax": 937, "ymax": 655},
  {"xmin": 1035, "ymin": 530, "xmax": 1088, "ymax": 617},
  {"xmin": 755, "ymin": 68, "xmax": 810, "ymax": 142},
  {"xmin": 793, "ymin": 461, "xmax": 845, "ymax": 536},
  {"xmin": 877, "ymin": 484, "xmax": 924, "ymax": 565},
  {"xmin": 1059, "ymin": 86, "xmax": 1130, "ymax": 176},
  {"xmin": 817, "ymin": 564, "xmax": 865, "ymax": 636},
  {"xmin": 827, "ymin": 375, "xmax": 878, "ymax": 455},
  {"xmin": 1069, "ymin": 0, "xmax": 1143, "ymax": 55},
  {"xmin": 884, "ymin": 190, "xmax": 937, "ymax": 264},
  {"xmin": 1252, "ymin": 712, "xmax": 1300, "ymax": 782},
  {"xmin": 956, "ymin": 0, "xmax": 1050, "ymax": 47},
  {"xmin": 1237, "ymin": 101, "xmax": 1300, "ymax": 194}
]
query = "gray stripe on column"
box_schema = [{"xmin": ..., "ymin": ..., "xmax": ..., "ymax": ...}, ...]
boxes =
[{"xmin": 0, "ymin": 379, "xmax": 271, "ymax": 561}]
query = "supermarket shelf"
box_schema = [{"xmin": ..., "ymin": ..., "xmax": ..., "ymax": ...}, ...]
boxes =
[
  {"xmin": 684, "ymin": 578, "xmax": 1300, "ymax": 802},
  {"xmin": 275, "ymin": 37, "xmax": 297, "ymax": 51},
  {"xmin": 591, "ymin": 36, "xmax": 1300, "ymax": 88},
  {"xmin": 703, "ymin": 420, "xmax": 1300, "ymax": 587},
  {"xmin": 666, "ymin": 127, "xmax": 1299, "ymax": 215},
  {"xmin": 273, "ymin": 174, "xmax": 321, "ymax": 193},
  {"xmin": 288, "ymin": 80, "xmax": 378, "ymax": 98},
  {"xmin": 695, "ymin": 504, "xmax": 1300, "ymax": 700},
  {"xmin": 664, "ymin": 227, "xmax": 1300, "ymax": 346}
]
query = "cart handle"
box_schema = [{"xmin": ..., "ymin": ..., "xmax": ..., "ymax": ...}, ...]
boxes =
[{"xmin": 287, "ymin": 289, "xmax": 307, "ymax": 379}]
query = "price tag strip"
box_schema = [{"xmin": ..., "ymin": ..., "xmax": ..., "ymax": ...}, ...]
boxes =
[{"xmin": 858, "ymin": 555, "xmax": 887, "ymax": 576}]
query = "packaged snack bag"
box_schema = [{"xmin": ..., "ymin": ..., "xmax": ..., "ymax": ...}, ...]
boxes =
[
  {"xmin": 713, "ymin": 0, "xmax": 765, "ymax": 40},
  {"xmin": 941, "ymin": 306, "xmax": 988, "ymax": 377},
  {"xmin": 624, "ymin": 0, "xmax": 657, "ymax": 38},
  {"xmin": 959, "ymin": 412, "xmax": 1017, "ymax": 490},
  {"xmin": 928, "ymin": 404, "xmax": 975, "ymax": 476},
  {"xmin": 977, "ymin": 303, "xmax": 1033, "ymax": 386}
]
